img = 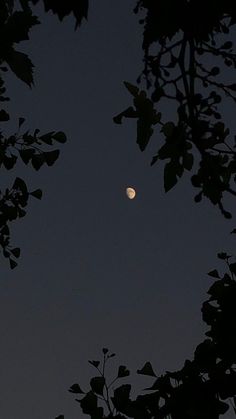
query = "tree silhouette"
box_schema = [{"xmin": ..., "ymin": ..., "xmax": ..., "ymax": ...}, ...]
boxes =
[
  {"xmin": 66, "ymin": 255, "xmax": 236, "ymax": 419},
  {"xmin": 0, "ymin": 0, "xmax": 88, "ymax": 267},
  {"xmin": 114, "ymin": 0, "xmax": 236, "ymax": 219}
]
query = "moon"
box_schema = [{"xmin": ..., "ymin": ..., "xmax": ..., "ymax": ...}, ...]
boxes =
[{"xmin": 126, "ymin": 187, "xmax": 136, "ymax": 200}]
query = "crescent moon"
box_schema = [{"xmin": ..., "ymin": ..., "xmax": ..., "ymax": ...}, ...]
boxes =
[{"xmin": 126, "ymin": 187, "xmax": 136, "ymax": 199}]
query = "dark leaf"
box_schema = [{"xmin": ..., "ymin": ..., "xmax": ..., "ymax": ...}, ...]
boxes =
[
  {"xmin": 31, "ymin": 154, "xmax": 45, "ymax": 170},
  {"xmin": 69, "ymin": 383, "xmax": 84, "ymax": 394},
  {"xmin": 210, "ymin": 66, "xmax": 220, "ymax": 76},
  {"xmin": 53, "ymin": 131, "xmax": 67, "ymax": 143},
  {"xmin": 13, "ymin": 177, "xmax": 28, "ymax": 195},
  {"xmin": 90, "ymin": 377, "xmax": 105, "ymax": 395},
  {"xmin": 137, "ymin": 361, "xmax": 156, "ymax": 377},
  {"xmin": 3, "ymin": 250, "xmax": 10, "ymax": 258},
  {"xmin": 111, "ymin": 384, "xmax": 131, "ymax": 412},
  {"xmin": 79, "ymin": 391, "xmax": 97, "ymax": 414},
  {"xmin": 30, "ymin": 189, "xmax": 42, "ymax": 200},
  {"xmin": 3, "ymin": 155, "xmax": 17, "ymax": 169},
  {"xmin": 113, "ymin": 107, "xmax": 137, "ymax": 124},
  {"xmin": 19, "ymin": 148, "xmax": 34, "ymax": 165},
  {"xmin": 102, "ymin": 348, "xmax": 108, "ymax": 354},
  {"xmin": 18, "ymin": 117, "xmax": 25, "ymax": 128},
  {"xmin": 11, "ymin": 247, "xmax": 20, "ymax": 258},
  {"xmin": 228, "ymin": 84, "xmax": 236, "ymax": 91},
  {"xmin": 221, "ymin": 41, "xmax": 233, "ymax": 49},
  {"xmin": 217, "ymin": 252, "xmax": 229, "ymax": 260},
  {"xmin": 164, "ymin": 161, "xmax": 178, "ymax": 192},
  {"xmin": 18, "ymin": 207, "xmax": 26, "ymax": 218},
  {"xmin": 5, "ymin": 49, "xmax": 34, "ymax": 86},
  {"xmin": 108, "ymin": 353, "xmax": 116, "ymax": 358},
  {"xmin": 10, "ymin": 258, "xmax": 17, "ymax": 269},
  {"xmin": 39, "ymin": 132, "xmax": 55, "ymax": 145},
  {"xmin": 183, "ymin": 153, "xmax": 193, "ymax": 171},
  {"xmin": 0, "ymin": 109, "xmax": 10, "ymax": 121},
  {"xmin": 162, "ymin": 122, "xmax": 175, "ymax": 137},
  {"xmin": 88, "ymin": 360, "xmax": 100, "ymax": 368},
  {"xmin": 118, "ymin": 365, "xmax": 130, "ymax": 378},
  {"xmin": 207, "ymin": 269, "xmax": 220, "ymax": 279},
  {"xmin": 229, "ymin": 263, "xmax": 236, "ymax": 275},
  {"xmin": 124, "ymin": 81, "xmax": 139, "ymax": 96},
  {"xmin": 5, "ymin": 11, "xmax": 39, "ymax": 43},
  {"xmin": 44, "ymin": 150, "xmax": 60, "ymax": 166}
]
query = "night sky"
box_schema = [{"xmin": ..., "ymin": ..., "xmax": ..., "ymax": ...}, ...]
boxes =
[{"xmin": 0, "ymin": 2, "xmax": 236, "ymax": 418}]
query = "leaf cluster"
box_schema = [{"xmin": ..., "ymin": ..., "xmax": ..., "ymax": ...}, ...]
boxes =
[
  {"xmin": 0, "ymin": 0, "xmax": 81, "ymax": 266},
  {"xmin": 114, "ymin": 2, "xmax": 236, "ymax": 217},
  {"xmin": 58, "ymin": 256, "xmax": 236, "ymax": 419}
]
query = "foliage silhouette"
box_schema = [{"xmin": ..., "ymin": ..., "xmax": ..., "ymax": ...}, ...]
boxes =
[
  {"xmin": 114, "ymin": 0, "xmax": 236, "ymax": 218},
  {"xmin": 64, "ymin": 256, "xmax": 236, "ymax": 419},
  {"xmin": 0, "ymin": 0, "xmax": 88, "ymax": 267}
]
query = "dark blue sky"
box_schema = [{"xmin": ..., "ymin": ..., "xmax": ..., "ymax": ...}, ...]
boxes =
[{"xmin": 0, "ymin": 2, "xmax": 235, "ymax": 418}]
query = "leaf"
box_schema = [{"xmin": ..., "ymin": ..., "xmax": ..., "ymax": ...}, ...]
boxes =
[
  {"xmin": 39, "ymin": 132, "xmax": 55, "ymax": 145},
  {"xmin": 111, "ymin": 384, "xmax": 131, "ymax": 412},
  {"xmin": 162, "ymin": 122, "xmax": 175, "ymax": 137},
  {"xmin": 68, "ymin": 383, "xmax": 84, "ymax": 394},
  {"xmin": 164, "ymin": 161, "xmax": 178, "ymax": 192},
  {"xmin": 5, "ymin": 11, "xmax": 39, "ymax": 43},
  {"xmin": 88, "ymin": 360, "xmax": 100, "ymax": 368},
  {"xmin": 90, "ymin": 377, "xmax": 105, "ymax": 395},
  {"xmin": 31, "ymin": 154, "xmax": 45, "ymax": 170},
  {"xmin": 221, "ymin": 41, "xmax": 233, "ymax": 49},
  {"xmin": 18, "ymin": 117, "xmax": 25, "ymax": 128},
  {"xmin": 3, "ymin": 155, "xmax": 17, "ymax": 170},
  {"xmin": 13, "ymin": 177, "xmax": 28, "ymax": 195},
  {"xmin": 108, "ymin": 353, "xmax": 116, "ymax": 358},
  {"xmin": 229, "ymin": 263, "xmax": 236, "ymax": 275},
  {"xmin": 117, "ymin": 365, "xmax": 130, "ymax": 378},
  {"xmin": 228, "ymin": 84, "xmax": 236, "ymax": 91},
  {"xmin": 10, "ymin": 258, "xmax": 17, "ymax": 269},
  {"xmin": 137, "ymin": 361, "xmax": 156, "ymax": 377},
  {"xmin": 5, "ymin": 49, "xmax": 34, "ymax": 86},
  {"xmin": 0, "ymin": 109, "xmax": 10, "ymax": 121},
  {"xmin": 102, "ymin": 348, "xmax": 108, "ymax": 354},
  {"xmin": 217, "ymin": 252, "xmax": 229, "ymax": 260},
  {"xmin": 30, "ymin": 189, "xmax": 42, "ymax": 200},
  {"xmin": 53, "ymin": 131, "xmax": 67, "ymax": 143},
  {"xmin": 113, "ymin": 107, "xmax": 137, "ymax": 124},
  {"xmin": 124, "ymin": 81, "xmax": 139, "ymax": 96},
  {"xmin": 137, "ymin": 117, "xmax": 153, "ymax": 151},
  {"xmin": 19, "ymin": 149, "xmax": 34, "ymax": 165},
  {"xmin": 210, "ymin": 66, "xmax": 220, "ymax": 76},
  {"xmin": 3, "ymin": 250, "xmax": 10, "ymax": 258},
  {"xmin": 11, "ymin": 248, "xmax": 20, "ymax": 258},
  {"xmin": 207, "ymin": 269, "xmax": 220, "ymax": 279},
  {"xmin": 79, "ymin": 391, "xmax": 97, "ymax": 414},
  {"xmin": 183, "ymin": 153, "xmax": 193, "ymax": 171},
  {"xmin": 18, "ymin": 208, "xmax": 26, "ymax": 218},
  {"xmin": 44, "ymin": 150, "xmax": 60, "ymax": 166}
]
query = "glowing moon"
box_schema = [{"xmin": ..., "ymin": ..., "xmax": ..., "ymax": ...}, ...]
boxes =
[{"xmin": 126, "ymin": 187, "xmax": 136, "ymax": 200}]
